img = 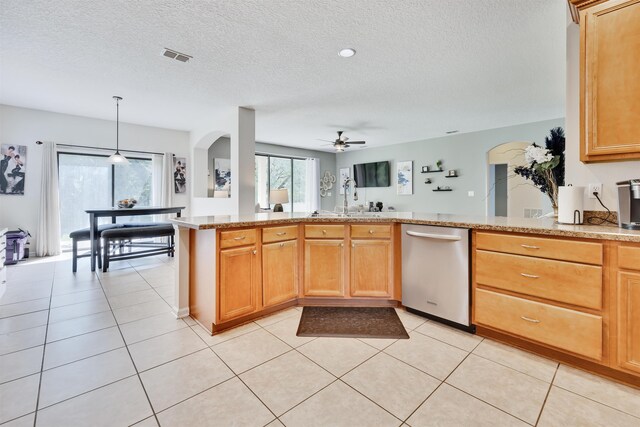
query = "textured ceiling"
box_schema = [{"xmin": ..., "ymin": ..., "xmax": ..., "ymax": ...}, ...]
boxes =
[{"xmin": 0, "ymin": 0, "xmax": 566, "ymax": 151}]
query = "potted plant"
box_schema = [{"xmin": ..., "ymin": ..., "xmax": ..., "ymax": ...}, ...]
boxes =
[{"xmin": 513, "ymin": 127, "xmax": 565, "ymax": 214}]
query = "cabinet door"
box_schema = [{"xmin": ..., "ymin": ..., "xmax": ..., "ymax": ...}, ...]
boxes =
[
  {"xmin": 350, "ymin": 240, "xmax": 393, "ymax": 298},
  {"xmin": 581, "ymin": 0, "xmax": 640, "ymax": 161},
  {"xmin": 616, "ymin": 271, "xmax": 640, "ymax": 374},
  {"xmin": 304, "ymin": 239, "xmax": 345, "ymax": 297},
  {"xmin": 218, "ymin": 246, "xmax": 259, "ymax": 322},
  {"xmin": 262, "ymin": 240, "xmax": 298, "ymax": 307}
]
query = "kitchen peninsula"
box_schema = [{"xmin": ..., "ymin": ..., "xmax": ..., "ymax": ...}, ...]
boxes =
[{"xmin": 171, "ymin": 212, "xmax": 640, "ymax": 386}]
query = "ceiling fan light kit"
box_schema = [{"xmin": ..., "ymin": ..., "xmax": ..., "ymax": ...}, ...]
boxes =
[{"xmin": 324, "ymin": 130, "xmax": 366, "ymax": 152}]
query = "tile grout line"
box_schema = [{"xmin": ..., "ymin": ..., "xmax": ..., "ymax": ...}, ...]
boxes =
[
  {"xmin": 32, "ymin": 263, "xmax": 57, "ymax": 427},
  {"xmin": 94, "ymin": 265, "xmax": 162, "ymax": 426},
  {"xmin": 534, "ymin": 364, "xmax": 559, "ymax": 426}
]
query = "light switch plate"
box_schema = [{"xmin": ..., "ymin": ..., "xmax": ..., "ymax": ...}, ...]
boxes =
[{"xmin": 468, "ymin": 191, "xmax": 475, "ymax": 197}]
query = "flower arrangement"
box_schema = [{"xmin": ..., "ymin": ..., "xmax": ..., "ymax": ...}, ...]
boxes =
[{"xmin": 513, "ymin": 127, "xmax": 565, "ymax": 210}]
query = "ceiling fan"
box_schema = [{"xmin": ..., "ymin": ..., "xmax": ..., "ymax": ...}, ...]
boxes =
[{"xmin": 319, "ymin": 131, "xmax": 366, "ymax": 152}]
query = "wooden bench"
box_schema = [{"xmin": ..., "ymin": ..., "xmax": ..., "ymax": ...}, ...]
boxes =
[
  {"xmin": 70, "ymin": 224, "xmax": 124, "ymax": 272},
  {"xmin": 101, "ymin": 225, "xmax": 175, "ymax": 272}
]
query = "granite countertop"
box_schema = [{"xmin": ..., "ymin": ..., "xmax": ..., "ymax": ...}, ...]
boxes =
[{"xmin": 170, "ymin": 212, "xmax": 640, "ymax": 243}]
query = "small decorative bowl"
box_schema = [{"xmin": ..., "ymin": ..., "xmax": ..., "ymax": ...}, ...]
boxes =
[{"xmin": 117, "ymin": 199, "xmax": 137, "ymax": 209}]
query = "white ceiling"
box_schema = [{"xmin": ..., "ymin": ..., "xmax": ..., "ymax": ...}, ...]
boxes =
[{"xmin": 0, "ymin": 0, "xmax": 566, "ymax": 151}]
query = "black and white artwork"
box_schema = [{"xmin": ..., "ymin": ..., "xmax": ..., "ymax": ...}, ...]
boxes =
[
  {"xmin": 214, "ymin": 158, "xmax": 231, "ymax": 196},
  {"xmin": 173, "ymin": 157, "xmax": 187, "ymax": 193},
  {"xmin": 0, "ymin": 144, "xmax": 26, "ymax": 195}
]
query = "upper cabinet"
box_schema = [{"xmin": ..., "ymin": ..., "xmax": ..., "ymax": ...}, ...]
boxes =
[{"xmin": 570, "ymin": 0, "xmax": 640, "ymax": 162}]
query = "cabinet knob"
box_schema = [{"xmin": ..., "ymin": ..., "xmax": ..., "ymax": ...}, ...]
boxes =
[
  {"xmin": 352, "ymin": 243, "xmax": 355, "ymax": 248},
  {"xmin": 322, "ymin": 229, "xmax": 327, "ymax": 234},
  {"xmin": 368, "ymin": 229, "xmax": 374, "ymax": 234},
  {"xmin": 279, "ymin": 243, "xmax": 285, "ymax": 248},
  {"xmin": 340, "ymin": 243, "xmax": 344, "ymax": 247},
  {"xmin": 252, "ymin": 249, "xmax": 257, "ymax": 255}
]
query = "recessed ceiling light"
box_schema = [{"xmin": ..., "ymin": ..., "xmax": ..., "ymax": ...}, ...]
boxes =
[
  {"xmin": 338, "ymin": 48, "xmax": 356, "ymax": 58},
  {"xmin": 446, "ymin": 130, "xmax": 459, "ymax": 134}
]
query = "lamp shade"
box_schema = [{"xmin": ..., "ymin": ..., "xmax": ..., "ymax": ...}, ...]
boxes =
[{"xmin": 270, "ymin": 188, "xmax": 289, "ymax": 204}]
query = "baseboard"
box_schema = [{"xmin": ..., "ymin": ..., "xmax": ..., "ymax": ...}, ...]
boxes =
[{"xmin": 173, "ymin": 307, "xmax": 190, "ymax": 318}]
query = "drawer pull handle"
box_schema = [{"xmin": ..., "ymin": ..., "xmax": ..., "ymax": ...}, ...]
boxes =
[
  {"xmin": 279, "ymin": 243, "xmax": 285, "ymax": 248},
  {"xmin": 521, "ymin": 244, "xmax": 540, "ymax": 249},
  {"xmin": 520, "ymin": 273, "xmax": 540, "ymax": 279},
  {"xmin": 368, "ymin": 230, "xmax": 374, "ymax": 234},
  {"xmin": 233, "ymin": 236, "xmax": 246, "ymax": 241},
  {"xmin": 276, "ymin": 232, "xmax": 287, "ymax": 236},
  {"xmin": 521, "ymin": 316, "xmax": 540, "ymax": 323}
]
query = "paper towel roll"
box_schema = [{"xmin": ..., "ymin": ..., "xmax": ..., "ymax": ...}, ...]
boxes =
[{"xmin": 558, "ymin": 186, "xmax": 585, "ymax": 224}]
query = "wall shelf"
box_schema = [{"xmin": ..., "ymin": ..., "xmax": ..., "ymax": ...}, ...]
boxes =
[
  {"xmin": 444, "ymin": 175, "xmax": 458, "ymax": 178},
  {"xmin": 433, "ymin": 189, "xmax": 453, "ymax": 192},
  {"xmin": 421, "ymin": 170, "xmax": 444, "ymax": 174}
]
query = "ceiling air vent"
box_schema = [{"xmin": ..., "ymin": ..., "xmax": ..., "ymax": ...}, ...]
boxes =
[{"xmin": 162, "ymin": 48, "xmax": 192, "ymax": 63}]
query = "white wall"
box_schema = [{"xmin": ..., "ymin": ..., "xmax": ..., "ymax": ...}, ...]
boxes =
[
  {"xmin": 0, "ymin": 105, "xmax": 190, "ymax": 249},
  {"xmin": 336, "ymin": 118, "xmax": 564, "ymax": 215},
  {"xmin": 488, "ymin": 141, "xmax": 551, "ymax": 217},
  {"xmin": 564, "ymin": 19, "xmax": 640, "ymax": 211}
]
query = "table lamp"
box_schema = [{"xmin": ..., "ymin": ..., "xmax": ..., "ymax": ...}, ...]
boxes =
[{"xmin": 270, "ymin": 189, "xmax": 289, "ymax": 212}]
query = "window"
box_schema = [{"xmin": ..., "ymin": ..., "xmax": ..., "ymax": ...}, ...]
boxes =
[
  {"xmin": 255, "ymin": 154, "xmax": 311, "ymax": 212},
  {"xmin": 58, "ymin": 152, "xmax": 153, "ymax": 248}
]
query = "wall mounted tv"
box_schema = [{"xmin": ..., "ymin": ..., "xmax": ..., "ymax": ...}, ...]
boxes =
[{"xmin": 353, "ymin": 161, "xmax": 391, "ymax": 187}]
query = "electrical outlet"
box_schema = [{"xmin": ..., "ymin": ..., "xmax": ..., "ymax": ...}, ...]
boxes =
[{"xmin": 588, "ymin": 183, "xmax": 602, "ymax": 199}]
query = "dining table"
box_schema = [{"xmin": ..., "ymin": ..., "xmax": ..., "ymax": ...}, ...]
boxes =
[{"xmin": 85, "ymin": 206, "xmax": 185, "ymax": 272}]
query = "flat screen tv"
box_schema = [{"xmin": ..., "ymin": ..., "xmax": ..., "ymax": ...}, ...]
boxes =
[{"xmin": 353, "ymin": 161, "xmax": 390, "ymax": 187}]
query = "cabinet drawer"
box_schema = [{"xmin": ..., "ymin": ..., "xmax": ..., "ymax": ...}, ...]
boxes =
[
  {"xmin": 351, "ymin": 224, "xmax": 391, "ymax": 239},
  {"xmin": 304, "ymin": 225, "xmax": 344, "ymax": 239},
  {"xmin": 263, "ymin": 225, "xmax": 298, "ymax": 244},
  {"xmin": 219, "ymin": 229, "xmax": 257, "ymax": 249},
  {"xmin": 476, "ymin": 232, "xmax": 603, "ymax": 265},
  {"xmin": 619, "ymin": 245, "xmax": 640, "ymax": 271},
  {"xmin": 475, "ymin": 289, "xmax": 603, "ymax": 360},
  {"xmin": 476, "ymin": 250, "xmax": 602, "ymax": 310}
]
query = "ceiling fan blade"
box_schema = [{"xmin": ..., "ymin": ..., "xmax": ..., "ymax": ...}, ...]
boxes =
[
  {"xmin": 317, "ymin": 139, "xmax": 335, "ymax": 143},
  {"xmin": 347, "ymin": 141, "xmax": 366, "ymax": 144}
]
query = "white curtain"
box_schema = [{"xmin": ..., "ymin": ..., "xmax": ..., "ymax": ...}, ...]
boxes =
[
  {"xmin": 36, "ymin": 141, "xmax": 61, "ymax": 256},
  {"xmin": 305, "ymin": 158, "xmax": 320, "ymax": 212},
  {"xmin": 152, "ymin": 153, "xmax": 174, "ymax": 220}
]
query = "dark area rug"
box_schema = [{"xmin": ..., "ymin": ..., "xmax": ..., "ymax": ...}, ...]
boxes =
[{"xmin": 296, "ymin": 306, "xmax": 410, "ymax": 339}]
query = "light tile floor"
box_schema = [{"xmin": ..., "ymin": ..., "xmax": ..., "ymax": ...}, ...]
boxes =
[{"xmin": 1, "ymin": 254, "xmax": 640, "ymax": 426}]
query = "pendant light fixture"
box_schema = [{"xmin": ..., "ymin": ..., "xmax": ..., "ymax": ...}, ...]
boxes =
[{"xmin": 107, "ymin": 96, "xmax": 129, "ymax": 164}]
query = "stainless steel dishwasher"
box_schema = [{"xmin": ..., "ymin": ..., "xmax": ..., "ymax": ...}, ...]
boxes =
[{"xmin": 401, "ymin": 224, "xmax": 472, "ymax": 331}]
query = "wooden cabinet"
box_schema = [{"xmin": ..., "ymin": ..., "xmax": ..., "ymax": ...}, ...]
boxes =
[
  {"xmin": 262, "ymin": 240, "xmax": 298, "ymax": 307},
  {"xmin": 304, "ymin": 239, "xmax": 345, "ymax": 297},
  {"xmin": 350, "ymin": 240, "xmax": 393, "ymax": 298},
  {"xmin": 476, "ymin": 289, "xmax": 603, "ymax": 360},
  {"xmin": 473, "ymin": 231, "xmax": 605, "ymax": 361},
  {"xmin": 572, "ymin": 0, "xmax": 640, "ymax": 162},
  {"xmin": 616, "ymin": 271, "xmax": 640, "ymax": 373},
  {"xmin": 218, "ymin": 245, "xmax": 260, "ymax": 322}
]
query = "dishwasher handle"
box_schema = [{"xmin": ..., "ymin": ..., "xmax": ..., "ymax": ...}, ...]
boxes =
[{"xmin": 405, "ymin": 230, "xmax": 462, "ymax": 241}]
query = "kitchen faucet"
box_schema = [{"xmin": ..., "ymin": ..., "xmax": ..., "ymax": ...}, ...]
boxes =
[{"xmin": 343, "ymin": 178, "xmax": 358, "ymax": 213}]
